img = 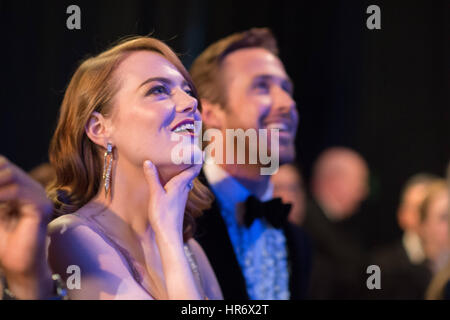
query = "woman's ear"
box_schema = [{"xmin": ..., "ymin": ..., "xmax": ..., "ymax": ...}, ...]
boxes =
[
  {"xmin": 85, "ymin": 111, "xmax": 111, "ymax": 148},
  {"xmin": 201, "ymin": 99, "xmax": 225, "ymax": 130}
]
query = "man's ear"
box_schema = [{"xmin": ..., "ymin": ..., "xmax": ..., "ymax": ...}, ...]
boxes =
[
  {"xmin": 85, "ymin": 111, "xmax": 111, "ymax": 148},
  {"xmin": 201, "ymin": 99, "xmax": 225, "ymax": 129}
]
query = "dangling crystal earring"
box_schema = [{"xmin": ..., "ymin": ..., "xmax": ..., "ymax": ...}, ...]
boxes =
[{"xmin": 103, "ymin": 143, "xmax": 113, "ymax": 197}]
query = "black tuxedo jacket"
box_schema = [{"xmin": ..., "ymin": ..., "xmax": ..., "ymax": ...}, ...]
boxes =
[{"xmin": 195, "ymin": 171, "xmax": 312, "ymax": 300}]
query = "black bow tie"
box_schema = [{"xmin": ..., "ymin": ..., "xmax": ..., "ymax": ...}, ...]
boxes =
[{"xmin": 243, "ymin": 196, "xmax": 291, "ymax": 228}]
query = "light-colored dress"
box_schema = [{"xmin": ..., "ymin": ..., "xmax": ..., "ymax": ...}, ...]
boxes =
[{"xmin": 71, "ymin": 211, "xmax": 202, "ymax": 299}]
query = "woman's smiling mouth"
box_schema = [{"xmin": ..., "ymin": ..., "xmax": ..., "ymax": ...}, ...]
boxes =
[{"xmin": 172, "ymin": 119, "xmax": 196, "ymax": 135}]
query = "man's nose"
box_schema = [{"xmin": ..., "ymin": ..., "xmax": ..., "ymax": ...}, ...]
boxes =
[
  {"xmin": 175, "ymin": 88, "xmax": 198, "ymax": 113},
  {"xmin": 272, "ymin": 86, "xmax": 296, "ymax": 113}
]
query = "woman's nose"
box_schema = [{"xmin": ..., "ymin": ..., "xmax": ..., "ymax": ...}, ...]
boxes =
[{"xmin": 174, "ymin": 88, "xmax": 198, "ymax": 114}]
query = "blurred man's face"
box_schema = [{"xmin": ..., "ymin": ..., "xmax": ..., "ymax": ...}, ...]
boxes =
[
  {"xmin": 325, "ymin": 160, "xmax": 369, "ymax": 219},
  {"xmin": 220, "ymin": 48, "xmax": 299, "ymax": 165},
  {"xmin": 271, "ymin": 164, "xmax": 306, "ymax": 225},
  {"xmin": 397, "ymin": 184, "xmax": 428, "ymax": 232},
  {"xmin": 420, "ymin": 189, "xmax": 449, "ymax": 263}
]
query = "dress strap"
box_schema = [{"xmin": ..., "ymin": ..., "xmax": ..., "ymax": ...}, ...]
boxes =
[{"xmin": 71, "ymin": 212, "xmax": 143, "ymax": 285}]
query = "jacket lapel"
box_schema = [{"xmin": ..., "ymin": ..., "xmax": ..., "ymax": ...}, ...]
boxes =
[{"xmin": 283, "ymin": 222, "xmax": 312, "ymax": 299}]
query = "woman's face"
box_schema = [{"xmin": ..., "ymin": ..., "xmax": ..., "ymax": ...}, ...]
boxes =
[
  {"xmin": 421, "ymin": 189, "xmax": 449, "ymax": 262},
  {"xmin": 107, "ymin": 51, "xmax": 201, "ymax": 181}
]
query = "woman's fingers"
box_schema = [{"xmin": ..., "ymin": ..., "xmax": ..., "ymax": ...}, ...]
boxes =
[
  {"xmin": 0, "ymin": 183, "xmax": 19, "ymax": 202},
  {"xmin": 0, "ymin": 167, "xmax": 14, "ymax": 186},
  {"xmin": 165, "ymin": 163, "xmax": 202, "ymax": 193},
  {"xmin": 143, "ymin": 160, "xmax": 164, "ymax": 196},
  {"xmin": 0, "ymin": 157, "xmax": 17, "ymax": 187},
  {"xmin": 0, "ymin": 156, "xmax": 8, "ymax": 169}
]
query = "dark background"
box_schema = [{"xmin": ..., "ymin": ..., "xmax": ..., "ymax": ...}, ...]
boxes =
[{"xmin": 0, "ymin": 0, "xmax": 449, "ymax": 248}]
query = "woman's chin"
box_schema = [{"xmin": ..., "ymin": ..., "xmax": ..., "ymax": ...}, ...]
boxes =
[
  {"xmin": 154, "ymin": 144, "xmax": 202, "ymax": 183},
  {"xmin": 156, "ymin": 162, "xmax": 199, "ymax": 185}
]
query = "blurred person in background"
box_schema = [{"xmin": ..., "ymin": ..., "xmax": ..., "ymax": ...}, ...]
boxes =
[
  {"xmin": 369, "ymin": 173, "xmax": 439, "ymax": 299},
  {"xmin": 28, "ymin": 163, "xmax": 56, "ymax": 188},
  {"xmin": 307, "ymin": 147, "xmax": 369, "ymax": 222},
  {"xmin": 271, "ymin": 163, "xmax": 307, "ymax": 226},
  {"xmin": 0, "ymin": 156, "xmax": 56, "ymax": 299},
  {"xmin": 426, "ymin": 162, "xmax": 450, "ymax": 300},
  {"xmin": 303, "ymin": 147, "xmax": 369, "ymax": 299},
  {"xmin": 418, "ymin": 180, "xmax": 449, "ymax": 274}
]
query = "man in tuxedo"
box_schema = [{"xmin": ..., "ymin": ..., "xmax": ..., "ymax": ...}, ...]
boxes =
[{"xmin": 190, "ymin": 28, "xmax": 311, "ymax": 299}]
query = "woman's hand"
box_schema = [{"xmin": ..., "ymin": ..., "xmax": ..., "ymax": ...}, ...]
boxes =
[
  {"xmin": 143, "ymin": 160, "xmax": 201, "ymax": 240},
  {"xmin": 142, "ymin": 160, "xmax": 203, "ymax": 299},
  {"xmin": 0, "ymin": 156, "xmax": 53, "ymax": 299}
]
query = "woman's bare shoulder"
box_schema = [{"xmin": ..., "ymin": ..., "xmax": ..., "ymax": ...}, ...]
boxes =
[
  {"xmin": 46, "ymin": 211, "xmax": 151, "ymax": 299},
  {"xmin": 47, "ymin": 211, "xmax": 118, "ymax": 271},
  {"xmin": 47, "ymin": 213, "xmax": 86, "ymax": 236}
]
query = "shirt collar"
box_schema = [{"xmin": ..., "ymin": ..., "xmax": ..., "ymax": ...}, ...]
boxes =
[{"xmin": 203, "ymin": 161, "xmax": 273, "ymax": 211}]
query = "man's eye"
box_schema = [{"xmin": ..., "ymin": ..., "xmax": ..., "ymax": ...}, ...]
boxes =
[
  {"xmin": 282, "ymin": 83, "xmax": 294, "ymax": 96},
  {"xmin": 147, "ymin": 85, "xmax": 169, "ymax": 96},
  {"xmin": 253, "ymin": 81, "xmax": 270, "ymax": 92}
]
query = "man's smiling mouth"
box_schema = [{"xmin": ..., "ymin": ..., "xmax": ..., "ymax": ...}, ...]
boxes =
[{"xmin": 265, "ymin": 122, "xmax": 290, "ymax": 132}]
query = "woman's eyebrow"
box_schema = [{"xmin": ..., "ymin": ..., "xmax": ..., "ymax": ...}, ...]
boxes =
[
  {"xmin": 138, "ymin": 77, "xmax": 173, "ymax": 89},
  {"xmin": 181, "ymin": 79, "xmax": 190, "ymax": 88}
]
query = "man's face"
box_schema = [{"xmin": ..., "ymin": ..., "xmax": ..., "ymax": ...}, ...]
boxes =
[
  {"xmin": 219, "ymin": 48, "xmax": 299, "ymax": 165},
  {"xmin": 327, "ymin": 161, "xmax": 369, "ymax": 219}
]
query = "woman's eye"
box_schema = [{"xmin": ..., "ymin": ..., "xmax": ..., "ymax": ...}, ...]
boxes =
[
  {"xmin": 184, "ymin": 88, "xmax": 194, "ymax": 97},
  {"xmin": 146, "ymin": 85, "xmax": 169, "ymax": 96}
]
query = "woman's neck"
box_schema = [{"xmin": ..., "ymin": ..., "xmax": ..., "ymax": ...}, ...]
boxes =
[{"xmin": 94, "ymin": 159, "xmax": 152, "ymax": 237}]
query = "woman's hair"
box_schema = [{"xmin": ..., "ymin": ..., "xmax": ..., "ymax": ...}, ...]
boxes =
[
  {"xmin": 426, "ymin": 162, "xmax": 450, "ymax": 300},
  {"xmin": 47, "ymin": 36, "xmax": 213, "ymax": 241},
  {"xmin": 418, "ymin": 179, "xmax": 447, "ymax": 223}
]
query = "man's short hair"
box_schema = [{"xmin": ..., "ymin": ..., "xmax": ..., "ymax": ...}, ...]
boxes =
[{"xmin": 190, "ymin": 28, "xmax": 279, "ymax": 108}]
